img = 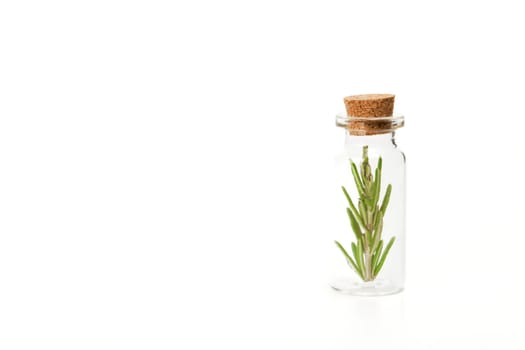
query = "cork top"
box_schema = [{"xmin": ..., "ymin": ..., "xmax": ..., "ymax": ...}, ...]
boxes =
[
  {"xmin": 338, "ymin": 94, "xmax": 402, "ymax": 135},
  {"xmin": 343, "ymin": 94, "xmax": 395, "ymax": 117}
]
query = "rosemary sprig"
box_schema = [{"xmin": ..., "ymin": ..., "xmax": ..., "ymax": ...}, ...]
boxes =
[{"xmin": 334, "ymin": 146, "xmax": 396, "ymax": 282}]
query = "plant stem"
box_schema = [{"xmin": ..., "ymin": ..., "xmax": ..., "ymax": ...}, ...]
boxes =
[
  {"xmin": 336, "ymin": 145, "xmax": 396, "ymax": 282},
  {"xmin": 364, "ymin": 251, "xmax": 373, "ymax": 281}
]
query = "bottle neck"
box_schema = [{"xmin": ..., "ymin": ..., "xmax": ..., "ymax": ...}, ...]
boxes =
[{"xmin": 344, "ymin": 131, "xmax": 397, "ymax": 149}]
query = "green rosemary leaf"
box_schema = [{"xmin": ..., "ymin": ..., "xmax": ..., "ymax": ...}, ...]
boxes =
[
  {"xmin": 335, "ymin": 240, "xmax": 360, "ymax": 274},
  {"xmin": 335, "ymin": 240, "xmax": 351, "ymax": 261},
  {"xmin": 374, "ymin": 236, "xmax": 396, "ymax": 276},
  {"xmin": 359, "ymin": 201, "xmax": 373, "ymax": 242},
  {"xmin": 358, "ymin": 194, "xmax": 374, "ymax": 246},
  {"xmin": 342, "ymin": 186, "xmax": 366, "ymax": 228},
  {"xmin": 358, "ymin": 200, "xmax": 367, "ymax": 225},
  {"xmin": 351, "ymin": 241, "xmax": 358, "ymax": 258},
  {"xmin": 380, "ymin": 184, "xmax": 392, "ymax": 215},
  {"xmin": 371, "ymin": 239, "xmax": 384, "ymax": 270},
  {"xmin": 373, "ymin": 209, "xmax": 382, "ymax": 232},
  {"xmin": 371, "ymin": 211, "xmax": 383, "ymax": 250},
  {"xmin": 360, "ymin": 204, "xmax": 372, "ymax": 247},
  {"xmin": 346, "ymin": 208, "xmax": 362, "ymax": 241},
  {"xmin": 362, "ymin": 145, "xmax": 369, "ymax": 159},
  {"xmin": 361, "ymin": 161, "xmax": 372, "ymax": 191},
  {"xmin": 350, "ymin": 242, "xmax": 364, "ymax": 278},
  {"xmin": 351, "ymin": 161, "xmax": 366, "ymax": 198},
  {"xmin": 360, "ymin": 145, "xmax": 369, "ymax": 183},
  {"xmin": 356, "ymin": 239, "xmax": 365, "ymax": 274},
  {"xmin": 377, "ymin": 214, "xmax": 384, "ymax": 247},
  {"xmin": 372, "ymin": 167, "xmax": 381, "ymax": 207},
  {"xmin": 341, "ymin": 186, "xmax": 354, "ymax": 209}
]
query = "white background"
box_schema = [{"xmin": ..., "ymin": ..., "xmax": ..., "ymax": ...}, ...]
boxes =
[{"xmin": 1, "ymin": 0, "xmax": 524, "ymax": 349}]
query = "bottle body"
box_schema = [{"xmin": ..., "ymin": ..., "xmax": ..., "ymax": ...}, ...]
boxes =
[{"xmin": 330, "ymin": 132, "xmax": 405, "ymax": 296}]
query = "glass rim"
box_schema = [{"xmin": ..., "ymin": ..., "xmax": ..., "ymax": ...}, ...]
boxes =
[{"xmin": 335, "ymin": 113, "xmax": 405, "ymax": 130}]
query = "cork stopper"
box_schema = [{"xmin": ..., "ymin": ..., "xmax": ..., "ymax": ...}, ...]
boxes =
[{"xmin": 343, "ymin": 94, "xmax": 395, "ymax": 135}]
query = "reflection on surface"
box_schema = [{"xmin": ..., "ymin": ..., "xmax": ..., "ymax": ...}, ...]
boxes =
[{"xmin": 324, "ymin": 292, "xmax": 407, "ymax": 349}]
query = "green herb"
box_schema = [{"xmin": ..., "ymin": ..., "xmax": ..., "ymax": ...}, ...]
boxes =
[{"xmin": 334, "ymin": 146, "xmax": 396, "ymax": 282}]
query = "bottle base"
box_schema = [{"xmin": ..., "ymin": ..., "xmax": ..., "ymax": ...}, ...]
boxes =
[{"xmin": 330, "ymin": 278, "xmax": 403, "ymax": 296}]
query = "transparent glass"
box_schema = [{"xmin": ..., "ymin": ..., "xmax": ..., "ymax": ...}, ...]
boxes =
[{"xmin": 330, "ymin": 123, "xmax": 405, "ymax": 296}]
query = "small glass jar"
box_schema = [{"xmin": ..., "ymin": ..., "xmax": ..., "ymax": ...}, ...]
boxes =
[{"xmin": 330, "ymin": 110, "xmax": 405, "ymax": 296}]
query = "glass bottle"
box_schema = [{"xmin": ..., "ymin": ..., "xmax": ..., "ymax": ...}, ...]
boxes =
[{"xmin": 330, "ymin": 94, "xmax": 405, "ymax": 296}]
